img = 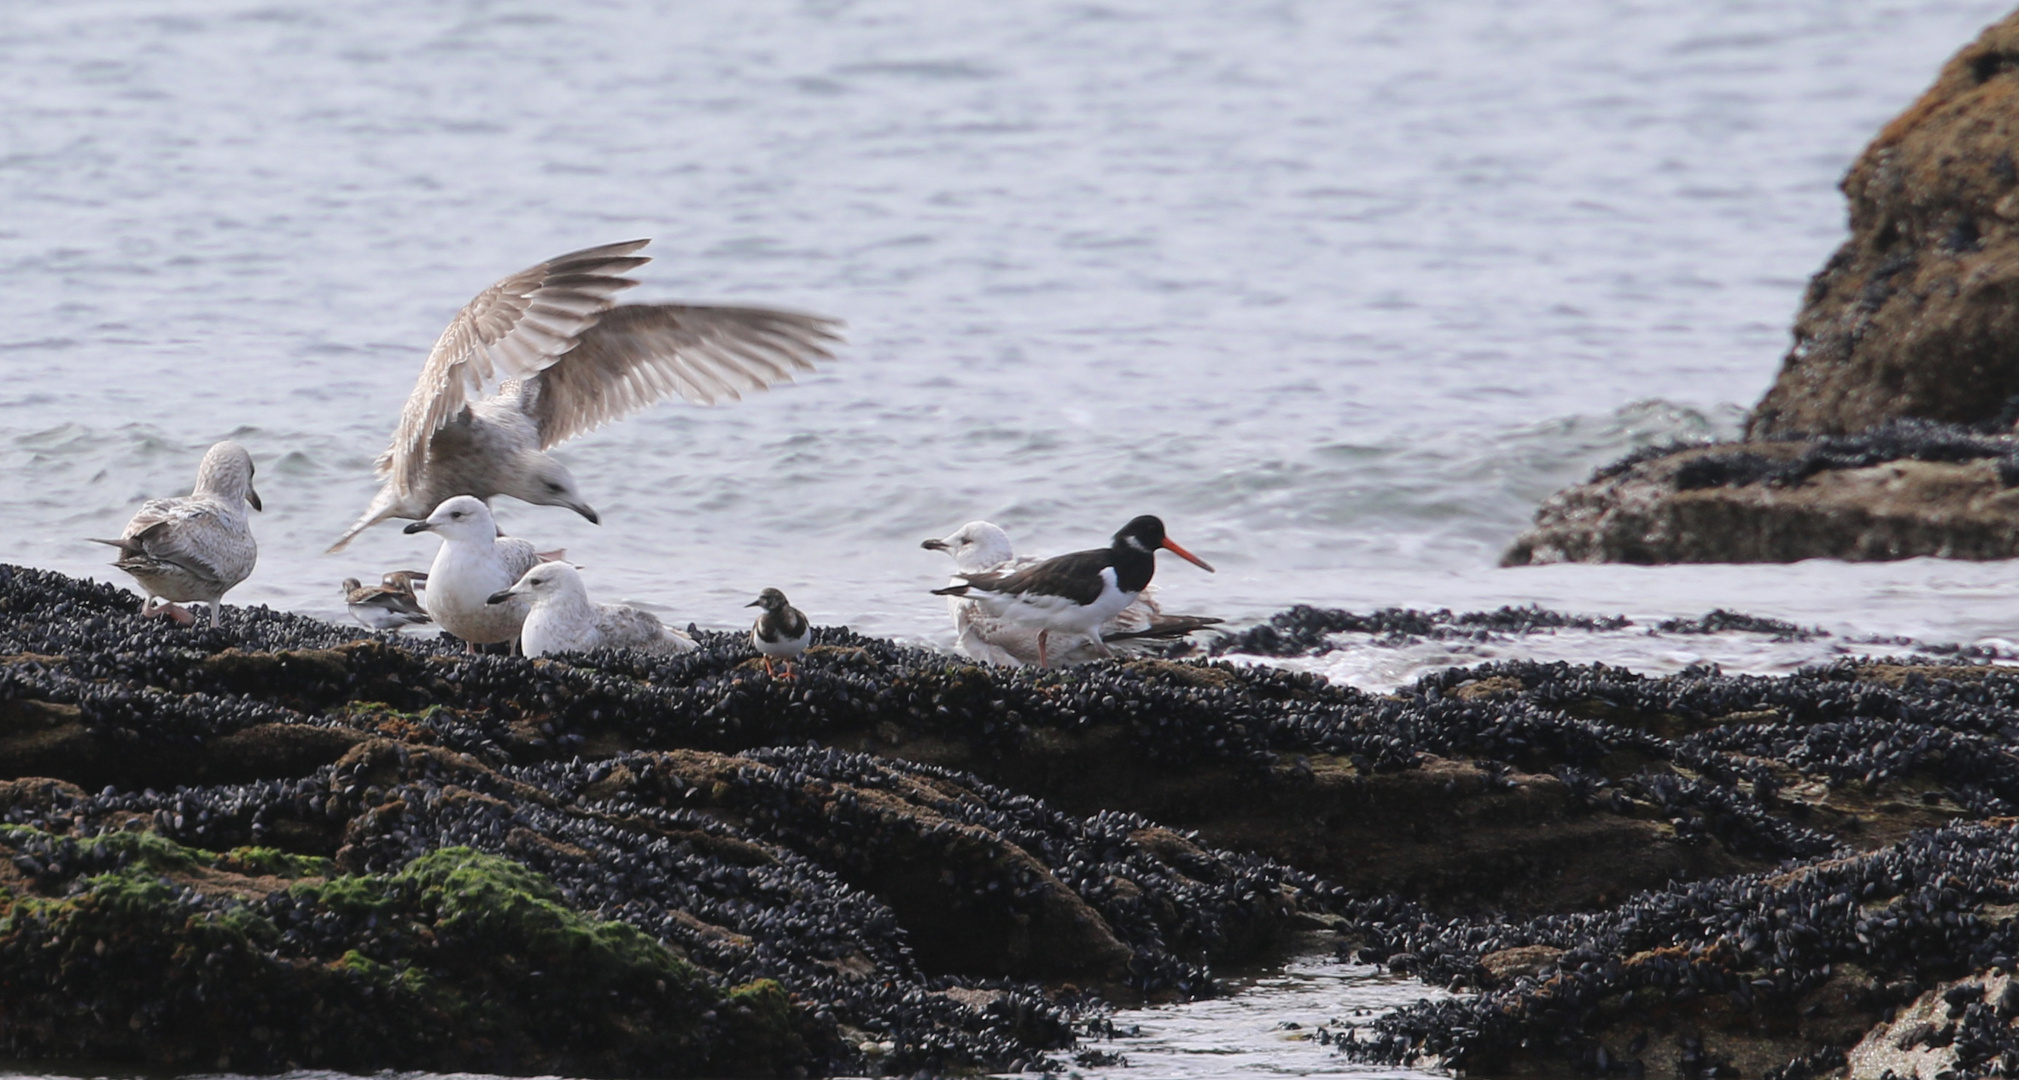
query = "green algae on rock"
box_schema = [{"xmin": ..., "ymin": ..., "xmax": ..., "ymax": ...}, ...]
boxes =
[{"xmin": 0, "ymin": 832, "xmax": 805, "ymax": 1076}]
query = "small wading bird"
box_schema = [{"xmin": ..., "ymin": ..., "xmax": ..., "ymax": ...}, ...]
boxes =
[
  {"xmin": 747, "ymin": 587, "xmax": 811, "ymax": 677},
  {"xmin": 932, "ymin": 515, "xmax": 1214, "ymax": 668},
  {"xmin": 91, "ymin": 440, "xmax": 261, "ymax": 627},
  {"xmin": 486, "ymin": 561, "xmax": 696, "ymax": 658},
  {"xmin": 329, "ymin": 239, "xmax": 843, "ymax": 552},
  {"xmin": 342, "ymin": 570, "xmax": 430, "ymax": 630},
  {"xmin": 922, "ymin": 519, "xmax": 1223, "ymax": 666},
  {"xmin": 402, "ymin": 496, "xmax": 548, "ymax": 652}
]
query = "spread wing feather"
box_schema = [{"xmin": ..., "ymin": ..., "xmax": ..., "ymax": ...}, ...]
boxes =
[
  {"xmin": 527, "ymin": 303, "xmax": 843, "ymax": 448},
  {"xmin": 380, "ymin": 240, "xmax": 652, "ymax": 496}
]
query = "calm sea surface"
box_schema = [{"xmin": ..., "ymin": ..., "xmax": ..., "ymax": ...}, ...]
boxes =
[{"xmin": 4, "ymin": 0, "xmax": 2017, "ymax": 1074}]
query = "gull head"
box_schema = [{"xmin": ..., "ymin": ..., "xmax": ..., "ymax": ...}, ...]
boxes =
[
  {"xmin": 195, "ymin": 440, "xmax": 261, "ymax": 512},
  {"xmin": 488, "ymin": 561, "xmax": 584, "ymax": 607},
  {"xmin": 746, "ymin": 586, "xmax": 793, "ymax": 611},
  {"xmin": 504, "ymin": 451, "xmax": 600, "ymax": 525},
  {"xmin": 921, "ymin": 520, "xmax": 1015, "ymax": 574},
  {"xmin": 404, "ymin": 495, "xmax": 497, "ymax": 543}
]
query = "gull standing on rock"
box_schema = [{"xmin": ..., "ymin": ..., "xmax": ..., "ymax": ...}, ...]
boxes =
[
  {"xmin": 90, "ymin": 440, "xmax": 261, "ymax": 626},
  {"xmin": 932, "ymin": 515, "xmax": 1215, "ymax": 668},
  {"xmin": 747, "ymin": 588, "xmax": 811, "ymax": 677},
  {"xmin": 328, "ymin": 239, "xmax": 843, "ymax": 552},
  {"xmin": 342, "ymin": 571, "xmax": 431, "ymax": 630},
  {"xmin": 486, "ymin": 562, "xmax": 696, "ymax": 658},
  {"xmin": 922, "ymin": 520, "xmax": 1222, "ymax": 666},
  {"xmin": 401, "ymin": 496, "xmax": 546, "ymax": 651}
]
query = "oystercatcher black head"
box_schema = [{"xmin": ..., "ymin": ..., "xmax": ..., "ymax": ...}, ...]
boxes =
[{"xmin": 1112, "ymin": 515, "xmax": 1215, "ymax": 577}]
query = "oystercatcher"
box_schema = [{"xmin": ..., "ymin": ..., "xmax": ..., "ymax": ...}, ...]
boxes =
[
  {"xmin": 931, "ymin": 515, "xmax": 1214, "ymax": 667},
  {"xmin": 922, "ymin": 519, "xmax": 1222, "ymax": 666},
  {"xmin": 747, "ymin": 587, "xmax": 811, "ymax": 677}
]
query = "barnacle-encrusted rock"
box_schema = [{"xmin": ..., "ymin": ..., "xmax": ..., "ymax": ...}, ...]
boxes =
[
  {"xmin": 0, "ymin": 833, "xmax": 799, "ymax": 1076},
  {"xmin": 16, "ymin": 562, "xmax": 2019, "ymax": 1076},
  {"xmin": 1507, "ymin": 3, "xmax": 2019, "ymax": 565},
  {"xmin": 1749, "ymin": 8, "xmax": 2019, "ymax": 437},
  {"xmin": 1503, "ymin": 436, "xmax": 2019, "ymax": 565}
]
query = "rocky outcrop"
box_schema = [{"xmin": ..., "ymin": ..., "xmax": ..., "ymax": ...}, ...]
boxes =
[
  {"xmin": 16, "ymin": 563, "xmax": 2019, "ymax": 1076},
  {"xmin": 1502, "ymin": 437, "xmax": 2019, "ymax": 565},
  {"xmin": 1749, "ymin": 8, "xmax": 2019, "ymax": 437}
]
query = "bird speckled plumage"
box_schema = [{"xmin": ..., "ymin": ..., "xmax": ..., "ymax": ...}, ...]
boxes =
[
  {"xmin": 90, "ymin": 441, "xmax": 261, "ymax": 625},
  {"xmin": 922, "ymin": 520, "xmax": 1222, "ymax": 666},
  {"xmin": 486, "ymin": 562, "xmax": 696, "ymax": 658},
  {"xmin": 342, "ymin": 570, "xmax": 431, "ymax": 630},
  {"xmin": 328, "ymin": 239, "xmax": 843, "ymax": 551}
]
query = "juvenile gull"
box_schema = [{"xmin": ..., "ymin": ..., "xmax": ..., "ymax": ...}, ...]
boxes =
[
  {"xmin": 342, "ymin": 570, "xmax": 430, "ymax": 630},
  {"xmin": 922, "ymin": 519, "xmax": 1222, "ymax": 666},
  {"xmin": 90, "ymin": 440, "xmax": 261, "ymax": 626},
  {"xmin": 747, "ymin": 587, "xmax": 811, "ymax": 677},
  {"xmin": 932, "ymin": 515, "xmax": 1215, "ymax": 668},
  {"xmin": 329, "ymin": 239, "xmax": 843, "ymax": 551},
  {"xmin": 401, "ymin": 496, "xmax": 545, "ymax": 650},
  {"xmin": 486, "ymin": 562, "xmax": 696, "ymax": 658}
]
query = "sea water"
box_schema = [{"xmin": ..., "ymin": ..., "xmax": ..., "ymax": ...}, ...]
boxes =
[{"xmin": 4, "ymin": 0, "xmax": 2015, "ymax": 1074}]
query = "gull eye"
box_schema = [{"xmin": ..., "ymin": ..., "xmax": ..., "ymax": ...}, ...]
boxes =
[{"xmin": 547, "ymin": 482, "xmax": 564, "ymax": 493}]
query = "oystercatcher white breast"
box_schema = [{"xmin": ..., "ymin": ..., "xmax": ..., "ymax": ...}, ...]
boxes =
[
  {"xmin": 922, "ymin": 519, "xmax": 1222, "ymax": 666},
  {"xmin": 931, "ymin": 515, "xmax": 1214, "ymax": 667}
]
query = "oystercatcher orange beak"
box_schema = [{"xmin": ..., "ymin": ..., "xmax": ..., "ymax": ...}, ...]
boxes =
[{"xmin": 1161, "ymin": 537, "xmax": 1215, "ymax": 572}]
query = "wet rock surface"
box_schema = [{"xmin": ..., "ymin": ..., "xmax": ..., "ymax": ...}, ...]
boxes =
[
  {"xmin": 1503, "ymin": 423, "xmax": 2019, "ymax": 565},
  {"xmin": 12, "ymin": 564, "xmax": 2019, "ymax": 1076},
  {"xmin": 1748, "ymin": 8, "xmax": 2019, "ymax": 438}
]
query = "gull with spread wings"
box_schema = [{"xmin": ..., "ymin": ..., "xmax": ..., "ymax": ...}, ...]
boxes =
[{"xmin": 328, "ymin": 239, "xmax": 842, "ymax": 552}]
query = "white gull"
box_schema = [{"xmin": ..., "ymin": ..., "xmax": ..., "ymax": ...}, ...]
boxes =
[
  {"xmin": 401, "ymin": 496, "xmax": 545, "ymax": 650},
  {"xmin": 90, "ymin": 440, "xmax": 261, "ymax": 626},
  {"xmin": 329, "ymin": 239, "xmax": 843, "ymax": 552},
  {"xmin": 487, "ymin": 562, "xmax": 696, "ymax": 658}
]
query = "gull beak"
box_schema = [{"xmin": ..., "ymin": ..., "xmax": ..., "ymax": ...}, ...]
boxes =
[
  {"xmin": 1161, "ymin": 537, "xmax": 1216, "ymax": 573},
  {"xmin": 486, "ymin": 588, "xmax": 516, "ymax": 606},
  {"xmin": 920, "ymin": 538, "xmax": 949, "ymax": 551},
  {"xmin": 572, "ymin": 503, "xmax": 600, "ymax": 525},
  {"xmin": 745, "ymin": 599, "xmax": 763, "ymax": 608},
  {"xmin": 402, "ymin": 520, "xmax": 433, "ymax": 534},
  {"xmin": 247, "ymin": 487, "xmax": 263, "ymax": 513}
]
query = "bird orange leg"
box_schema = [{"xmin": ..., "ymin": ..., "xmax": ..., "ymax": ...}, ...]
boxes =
[{"xmin": 1037, "ymin": 629, "xmax": 1050, "ymax": 668}]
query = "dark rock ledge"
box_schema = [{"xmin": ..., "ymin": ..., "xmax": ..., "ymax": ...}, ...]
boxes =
[
  {"xmin": 12, "ymin": 568, "xmax": 2019, "ymax": 1077},
  {"xmin": 1504, "ymin": 422, "xmax": 2019, "ymax": 565}
]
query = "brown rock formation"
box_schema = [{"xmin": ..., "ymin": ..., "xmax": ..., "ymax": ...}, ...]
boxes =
[
  {"xmin": 1503, "ymin": 445, "xmax": 2019, "ymax": 565},
  {"xmin": 1749, "ymin": 10, "xmax": 2019, "ymax": 437}
]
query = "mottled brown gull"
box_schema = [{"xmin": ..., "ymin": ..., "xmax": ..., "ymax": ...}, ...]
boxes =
[
  {"xmin": 328, "ymin": 239, "xmax": 843, "ymax": 552},
  {"xmin": 342, "ymin": 570, "xmax": 430, "ymax": 630},
  {"xmin": 90, "ymin": 440, "xmax": 261, "ymax": 626},
  {"xmin": 487, "ymin": 561, "xmax": 696, "ymax": 658}
]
